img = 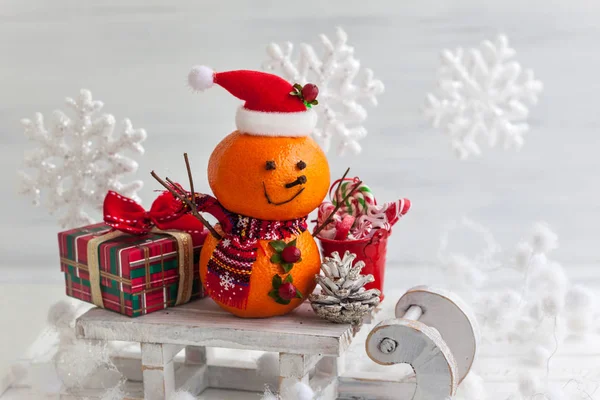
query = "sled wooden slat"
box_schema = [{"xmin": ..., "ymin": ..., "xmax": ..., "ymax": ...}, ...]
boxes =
[{"xmin": 76, "ymin": 298, "xmax": 354, "ymax": 357}]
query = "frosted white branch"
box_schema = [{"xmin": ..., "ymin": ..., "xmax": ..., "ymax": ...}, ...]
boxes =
[
  {"xmin": 263, "ymin": 27, "xmax": 384, "ymax": 155},
  {"xmin": 425, "ymin": 35, "xmax": 543, "ymax": 159},
  {"xmin": 19, "ymin": 89, "xmax": 147, "ymax": 228},
  {"xmin": 437, "ymin": 221, "xmax": 600, "ymax": 399}
]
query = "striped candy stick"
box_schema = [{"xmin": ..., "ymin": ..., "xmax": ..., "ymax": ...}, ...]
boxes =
[
  {"xmin": 315, "ymin": 201, "xmax": 339, "ymax": 239},
  {"xmin": 356, "ymin": 198, "xmax": 411, "ymax": 230},
  {"xmin": 382, "ymin": 198, "xmax": 411, "ymax": 226},
  {"xmin": 329, "ymin": 178, "xmax": 376, "ymax": 217}
]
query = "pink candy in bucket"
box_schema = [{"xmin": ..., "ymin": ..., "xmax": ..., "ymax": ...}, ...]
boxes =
[{"xmin": 313, "ymin": 170, "xmax": 411, "ymax": 300}]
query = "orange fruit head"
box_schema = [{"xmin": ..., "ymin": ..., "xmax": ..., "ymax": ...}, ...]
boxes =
[
  {"xmin": 207, "ymin": 131, "xmax": 330, "ymax": 221},
  {"xmin": 201, "ymin": 131, "xmax": 330, "ymax": 318}
]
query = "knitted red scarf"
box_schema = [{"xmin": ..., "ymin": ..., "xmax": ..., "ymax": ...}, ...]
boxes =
[{"xmin": 193, "ymin": 194, "xmax": 307, "ymax": 310}]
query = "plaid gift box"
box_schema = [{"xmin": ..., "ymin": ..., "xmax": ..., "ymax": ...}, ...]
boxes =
[{"xmin": 58, "ymin": 223, "xmax": 206, "ymax": 317}]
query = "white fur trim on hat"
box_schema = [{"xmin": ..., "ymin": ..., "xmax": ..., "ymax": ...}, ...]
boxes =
[{"xmin": 235, "ymin": 106, "xmax": 317, "ymax": 137}]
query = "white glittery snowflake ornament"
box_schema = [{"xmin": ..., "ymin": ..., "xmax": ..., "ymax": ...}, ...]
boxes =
[
  {"xmin": 19, "ymin": 89, "xmax": 147, "ymax": 228},
  {"xmin": 263, "ymin": 27, "xmax": 384, "ymax": 155},
  {"xmin": 425, "ymin": 35, "xmax": 543, "ymax": 159}
]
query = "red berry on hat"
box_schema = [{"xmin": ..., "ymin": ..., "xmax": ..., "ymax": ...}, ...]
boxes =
[
  {"xmin": 281, "ymin": 246, "xmax": 301, "ymax": 263},
  {"xmin": 301, "ymin": 84, "xmax": 319, "ymax": 103}
]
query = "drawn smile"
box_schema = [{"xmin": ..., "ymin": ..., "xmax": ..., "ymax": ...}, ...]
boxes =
[{"xmin": 263, "ymin": 182, "xmax": 305, "ymax": 206}]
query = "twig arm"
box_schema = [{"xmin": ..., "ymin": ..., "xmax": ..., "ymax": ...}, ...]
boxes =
[{"xmin": 183, "ymin": 153, "xmax": 196, "ymax": 209}]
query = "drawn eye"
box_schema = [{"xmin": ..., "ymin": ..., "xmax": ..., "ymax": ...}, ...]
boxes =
[
  {"xmin": 266, "ymin": 161, "xmax": 276, "ymax": 170},
  {"xmin": 297, "ymin": 160, "xmax": 306, "ymax": 170}
]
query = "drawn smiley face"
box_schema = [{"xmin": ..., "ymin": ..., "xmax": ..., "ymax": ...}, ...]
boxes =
[
  {"xmin": 262, "ymin": 159, "xmax": 308, "ymax": 206},
  {"xmin": 208, "ymin": 131, "xmax": 330, "ymax": 221}
]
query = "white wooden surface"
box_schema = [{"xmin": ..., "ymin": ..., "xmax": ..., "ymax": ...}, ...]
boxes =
[
  {"xmin": 2, "ymin": 0, "xmax": 600, "ymax": 398},
  {"xmin": 76, "ymin": 299, "xmax": 354, "ymax": 357},
  {"xmin": 3, "ymin": 289, "xmax": 600, "ymax": 399},
  {"xmin": 74, "ymin": 297, "xmax": 401, "ymax": 399}
]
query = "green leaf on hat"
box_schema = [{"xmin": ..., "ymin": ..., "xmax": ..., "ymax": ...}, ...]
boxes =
[
  {"xmin": 284, "ymin": 274, "xmax": 293, "ymax": 283},
  {"xmin": 270, "ymin": 253, "xmax": 282, "ymax": 264},
  {"xmin": 287, "ymin": 238, "xmax": 297, "ymax": 248},
  {"xmin": 295, "ymin": 288, "xmax": 303, "ymax": 299},
  {"xmin": 282, "ymin": 263, "xmax": 294, "ymax": 273}
]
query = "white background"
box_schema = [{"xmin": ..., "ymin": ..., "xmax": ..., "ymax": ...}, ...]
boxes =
[{"xmin": 2, "ymin": 0, "xmax": 600, "ymax": 280}]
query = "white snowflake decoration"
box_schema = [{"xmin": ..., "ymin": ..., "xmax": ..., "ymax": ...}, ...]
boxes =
[
  {"xmin": 263, "ymin": 27, "xmax": 384, "ymax": 155},
  {"xmin": 19, "ymin": 89, "xmax": 147, "ymax": 228},
  {"xmin": 425, "ymin": 35, "xmax": 543, "ymax": 159},
  {"xmin": 220, "ymin": 272, "xmax": 234, "ymax": 291}
]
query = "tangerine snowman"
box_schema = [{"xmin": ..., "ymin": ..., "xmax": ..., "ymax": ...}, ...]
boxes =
[{"xmin": 187, "ymin": 66, "xmax": 330, "ymax": 318}]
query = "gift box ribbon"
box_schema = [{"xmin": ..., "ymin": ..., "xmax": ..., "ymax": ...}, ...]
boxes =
[
  {"xmin": 103, "ymin": 189, "xmax": 205, "ymax": 236},
  {"xmin": 84, "ymin": 191, "xmax": 199, "ymax": 309}
]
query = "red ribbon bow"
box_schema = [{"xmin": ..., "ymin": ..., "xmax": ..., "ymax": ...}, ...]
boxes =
[{"xmin": 103, "ymin": 190, "xmax": 208, "ymax": 241}]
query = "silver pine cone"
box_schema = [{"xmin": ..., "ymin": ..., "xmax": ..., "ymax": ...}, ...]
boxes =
[{"xmin": 309, "ymin": 250, "xmax": 381, "ymax": 325}]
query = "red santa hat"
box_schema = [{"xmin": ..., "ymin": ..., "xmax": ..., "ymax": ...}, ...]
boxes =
[{"xmin": 188, "ymin": 66, "xmax": 318, "ymax": 137}]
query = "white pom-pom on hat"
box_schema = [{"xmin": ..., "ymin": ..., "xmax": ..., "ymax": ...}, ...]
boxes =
[{"xmin": 188, "ymin": 65, "xmax": 215, "ymax": 91}]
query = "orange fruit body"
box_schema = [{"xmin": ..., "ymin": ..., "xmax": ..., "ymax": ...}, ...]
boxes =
[{"xmin": 200, "ymin": 228, "xmax": 320, "ymax": 318}]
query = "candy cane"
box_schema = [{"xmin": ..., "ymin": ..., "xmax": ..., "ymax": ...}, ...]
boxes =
[
  {"xmin": 330, "ymin": 177, "xmax": 376, "ymax": 217},
  {"xmin": 356, "ymin": 198, "xmax": 411, "ymax": 230},
  {"xmin": 315, "ymin": 202, "xmax": 339, "ymax": 239}
]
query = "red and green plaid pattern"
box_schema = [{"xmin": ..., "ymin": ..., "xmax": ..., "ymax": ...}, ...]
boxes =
[{"xmin": 58, "ymin": 223, "xmax": 204, "ymax": 317}]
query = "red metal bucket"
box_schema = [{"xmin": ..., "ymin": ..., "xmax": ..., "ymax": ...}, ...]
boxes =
[{"xmin": 317, "ymin": 229, "xmax": 390, "ymax": 300}]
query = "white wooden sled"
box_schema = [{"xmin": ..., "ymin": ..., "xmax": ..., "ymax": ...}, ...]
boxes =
[{"xmin": 74, "ymin": 286, "xmax": 478, "ymax": 400}]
